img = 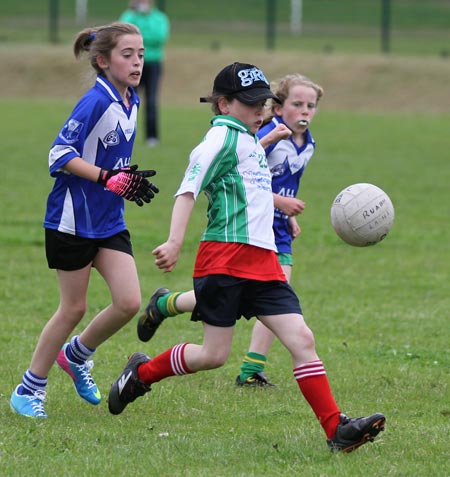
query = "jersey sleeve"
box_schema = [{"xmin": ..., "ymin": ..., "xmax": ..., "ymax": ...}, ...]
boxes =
[
  {"xmin": 176, "ymin": 126, "xmax": 235, "ymax": 199},
  {"xmin": 48, "ymin": 93, "xmax": 101, "ymax": 177}
]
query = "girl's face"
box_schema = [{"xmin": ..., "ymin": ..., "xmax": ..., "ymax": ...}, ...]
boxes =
[
  {"xmin": 98, "ymin": 34, "xmax": 144, "ymax": 95},
  {"xmin": 219, "ymin": 98, "xmax": 266, "ymax": 134},
  {"xmin": 274, "ymin": 84, "xmax": 318, "ymax": 135}
]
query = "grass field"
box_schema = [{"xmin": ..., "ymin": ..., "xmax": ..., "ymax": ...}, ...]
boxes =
[
  {"xmin": 0, "ymin": 43, "xmax": 449, "ymax": 476},
  {"xmin": 1, "ymin": 0, "xmax": 450, "ymax": 56}
]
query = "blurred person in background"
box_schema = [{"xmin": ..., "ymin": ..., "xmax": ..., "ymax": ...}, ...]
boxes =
[{"xmin": 120, "ymin": 0, "xmax": 170, "ymax": 147}]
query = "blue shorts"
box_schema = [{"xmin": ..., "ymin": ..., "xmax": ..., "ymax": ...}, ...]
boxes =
[{"xmin": 191, "ymin": 274, "xmax": 302, "ymax": 327}]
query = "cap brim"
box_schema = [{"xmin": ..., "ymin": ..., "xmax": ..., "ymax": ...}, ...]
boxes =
[{"xmin": 234, "ymin": 88, "xmax": 281, "ymax": 105}]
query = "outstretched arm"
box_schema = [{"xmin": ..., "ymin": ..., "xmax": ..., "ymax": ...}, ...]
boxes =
[
  {"xmin": 152, "ymin": 192, "xmax": 195, "ymax": 272},
  {"xmin": 64, "ymin": 157, "xmax": 158, "ymax": 206}
]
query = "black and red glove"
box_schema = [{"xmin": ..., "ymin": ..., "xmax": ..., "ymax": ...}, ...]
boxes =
[{"xmin": 97, "ymin": 165, "xmax": 159, "ymax": 206}]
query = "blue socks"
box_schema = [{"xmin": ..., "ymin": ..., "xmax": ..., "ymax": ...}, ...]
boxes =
[
  {"xmin": 19, "ymin": 336, "xmax": 95, "ymax": 395},
  {"xmin": 19, "ymin": 369, "xmax": 47, "ymax": 395},
  {"xmin": 65, "ymin": 335, "xmax": 96, "ymax": 364}
]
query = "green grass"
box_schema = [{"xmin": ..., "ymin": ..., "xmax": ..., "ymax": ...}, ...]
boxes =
[
  {"xmin": 0, "ymin": 98, "xmax": 449, "ymax": 476},
  {"xmin": 1, "ymin": 0, "xmax": 450, "ymax": 56},
  {"xmin": 2, "ymin": 0, "xmax": 450, "ymax": 28}
]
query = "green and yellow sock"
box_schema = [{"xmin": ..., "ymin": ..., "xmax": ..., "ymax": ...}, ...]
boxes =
[
  {"xmin": 156, "ymin": 292, "xmax": 183, "ymax": 317},
  {"xmin": 239, "ymin": 352, "xmax": 267, "ymax": 381}
]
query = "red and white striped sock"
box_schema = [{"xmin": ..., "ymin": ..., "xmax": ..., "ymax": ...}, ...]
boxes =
[
  {"xmin": 294, "ymin": 360, "xmax": 341, "ymax": 439},
  {"xmin": 137, "ymin": 343, "xmax": 192, "ymax": 384}
]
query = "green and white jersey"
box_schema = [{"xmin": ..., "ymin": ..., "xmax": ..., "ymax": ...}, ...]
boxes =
[{"xmin": 176, "ymin": 115, "xmax": 277, "ymax": 251}]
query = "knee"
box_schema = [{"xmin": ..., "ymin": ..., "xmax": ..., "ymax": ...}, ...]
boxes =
[
  {"xmin": 286, "ymin": 321, "xmax": 316, "ymax": 350},
  {"xmin": 208, "ymin": 355, "xmax": 228, "ymax": 370},
  {"xmin": 202, "ymin": 350, "xmax": 229, "ymax": 370},
  {"xmin": 299, "ymin": 325, "xmax": 315, "ymax": 349},
  {"xmin": 286, "ymin": 325, "xmax": 317, "ymax": 364},
  {"xmin": 116, "ymin": 295, "xmax": 141, "ymax": 318},
  {"xmin": 62, "ymin": 301, "xmax": 87, "ymax": 326}
]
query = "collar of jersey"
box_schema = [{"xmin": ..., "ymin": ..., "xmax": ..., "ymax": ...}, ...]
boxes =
[
  {"xmin": 95, "ymin": 75, "xmax": 138, "ymax": 105},
  {"xmin": 211, "ymin": 115, "xmax": 253, "ymax": 136}
]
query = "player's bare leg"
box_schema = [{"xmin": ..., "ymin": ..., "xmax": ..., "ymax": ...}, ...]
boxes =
[
  {"xmin": 108, "ymin": 323, "xmax": 235, "ymax": 415},
  {"xmin": 57, "ymin": 249, "xmax": 140, "ymax": 405},
  {"xmin": 236, "ymin": 264, "xmax": 292, "ymax": 386},
  {"xmin": 259, "ymin": 312, "xmax": 385, "ymax": 452},
  {"xmin": 80, "ymin": 248, "xmax": 141, "ymax": 348},
  {"xmin": 28, "ymin": 265, "xmax": 91, "ymax": 379}
]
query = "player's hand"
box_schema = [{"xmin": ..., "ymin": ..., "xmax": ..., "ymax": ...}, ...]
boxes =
[
  {"xmin": 259, "ymin": 124, "xmax": 292, "ymax": 148},
  {"xmin": 152, "ymin": 241, "xmax": 180, "ymax": 273},
  {"xmin": 275, "ymin": 196, "xmax": 305, "ymax": 216},
  {"xmin": 97, "ymin": 165, "xmax": 159, "ymax": 206},
  {"xmin": 288, "ymin": 217, "xmax": 301, "ymax": 240}
]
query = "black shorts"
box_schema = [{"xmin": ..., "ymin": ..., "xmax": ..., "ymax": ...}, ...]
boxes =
[
  {"xmin": 191, "ymin": 274, "xmax": 302, "ymax": 327},
  {"xmin": 45, "ymin": 229, "xmax": 133, "ymax": 271}
]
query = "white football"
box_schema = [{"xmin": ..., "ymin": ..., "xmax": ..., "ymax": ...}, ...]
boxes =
[{"xmin": 330, "ymin": 183, "xmax": 395, "ymax": 246}]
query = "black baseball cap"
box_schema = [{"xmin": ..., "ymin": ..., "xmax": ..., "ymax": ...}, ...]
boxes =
[{"xmin": 200, "ymin": 62, "xmax": 280, "ymax": 105}]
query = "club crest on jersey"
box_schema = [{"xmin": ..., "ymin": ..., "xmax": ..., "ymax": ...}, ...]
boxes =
[
  {"xmin": 103, "ymin": 130, "xmax": 120, "ymax": 146},
  {"xmin": 59, "ymin": 119, "xmax": 83, "ymax": 144},
  {"xmin": 271, "ymin": 163, "xmax": 285, "ymax": 177},
  {"xmin": 237, "ymin": 67, "xmax": 269, "ymax": 87}
]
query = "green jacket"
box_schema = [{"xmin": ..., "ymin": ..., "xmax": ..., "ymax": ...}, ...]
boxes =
[{"xmin": 120, "ymin": 8, "xmax": 170, "ymax": 62}]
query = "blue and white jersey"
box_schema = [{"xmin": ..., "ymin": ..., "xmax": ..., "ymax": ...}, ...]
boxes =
[
  {"xmin": 44, "ymin": 76, "xmax": 140, "ymax": 238},
  {"xmin": 257, "ymin": 115, "xmax": 315, "ymax": 254}
]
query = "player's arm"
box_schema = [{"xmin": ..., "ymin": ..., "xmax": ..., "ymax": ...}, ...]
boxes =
[
  {"xmin": 259, "ymin": 123, "xmax": 291, "ymax": 148},
  {"xmin": 62, "ymin": 156, "xmax": 101, "ymax": 181},
  {"xmin": 288, "ymin": 216, "xmax": 301, "ymax": 240},
  {"xmin": 153, "ymin": 192, "xmax": 195, "ymax": 272},
  {"xmin": 63, "ymin": 157, "xmax": 158, "ymax": 206},
  {"xmin": 274, "ymin": 194, "xmax": 305, "ymax": 216}
]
